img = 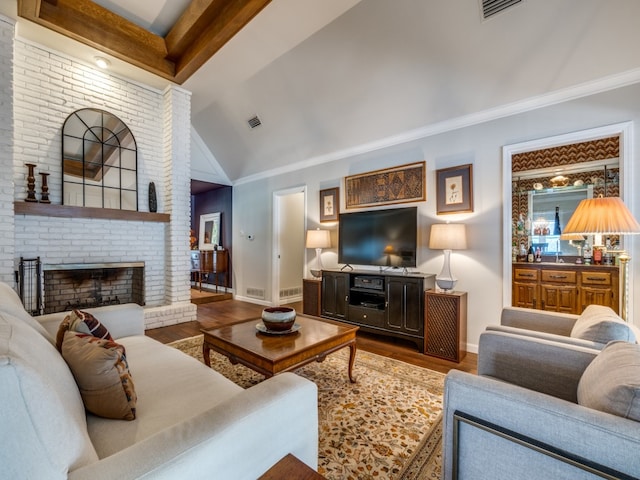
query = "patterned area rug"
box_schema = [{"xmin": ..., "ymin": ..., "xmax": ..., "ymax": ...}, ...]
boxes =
[{"xmin": 168, "ymin": 334, "xmax": 443, "ymax": 480}]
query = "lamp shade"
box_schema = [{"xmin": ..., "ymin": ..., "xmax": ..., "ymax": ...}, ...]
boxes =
[
  {"xmin": 563, "ymin": 197, "xmax": 640, "ymax": 235},
  {"xmin": 306, "ymin": 229, "xmax": 331, "ymax": 249},
  {"xmin": 429, "ymin": 224, "xmax": 467, "ymax": 250}
]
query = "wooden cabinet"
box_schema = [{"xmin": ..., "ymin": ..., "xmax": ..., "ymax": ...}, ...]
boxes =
[
  {"xmin": 302, "ymin": 279, "xmax": 322, "ymax": 316},
  {"xmin": 320, "ymin": 270, "xmax": 435, "ymax": 351},
  {"xmin": 512, "ymin": 263, "xmax": 619, "ymax": 314},
  {"xmin": 321, "ymin": 271, "xmax": 349, "ymax": 320},
  {"xmin": 191, "ymin": 249, "xmax": 229, "ymax": 291},
  {"xmin": 424, "ymin": 290, "xmax": 467, "ymax": 362},
  {"xmin": 386, "ymin": 276, "xmax": 424, "ymax": 337}
]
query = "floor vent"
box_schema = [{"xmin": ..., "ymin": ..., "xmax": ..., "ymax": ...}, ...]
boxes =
[
  {"xmin": 246, "ymin": 287, "xmax": 265, "ymax": 299},
  {"xmin": 247, "ymin": 115, "xmax": 262, "ymax": 129},
  {"xmin": 481, "ymin": 0, "xmax": 522, "ymax": 19}
]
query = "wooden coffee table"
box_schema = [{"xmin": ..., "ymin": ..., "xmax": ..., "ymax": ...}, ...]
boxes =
[{"xmin": 201, "ymin": 314, "xmax": 358, "ymax": 382}]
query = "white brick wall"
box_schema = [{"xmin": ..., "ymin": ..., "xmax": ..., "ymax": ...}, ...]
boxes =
[
  {"xmin": 6, "ymin": 34, "xmax": 196, "ymax": 327},
  {"xmin": 0, "ymin": 17, "xmax": 15, "ymax": 285}
]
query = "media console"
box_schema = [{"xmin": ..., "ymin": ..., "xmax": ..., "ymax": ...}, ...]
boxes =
[{"xmin": 320, "ymin": 270, "xmax": 435, "ymax": 350}]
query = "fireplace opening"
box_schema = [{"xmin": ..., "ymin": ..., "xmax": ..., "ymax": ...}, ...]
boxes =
[{"xmin": 43, "ymin": 262, "xmax": 144, "ymax": 315}]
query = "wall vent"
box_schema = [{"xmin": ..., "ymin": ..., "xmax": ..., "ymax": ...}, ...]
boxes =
[
  {"xmin": 279, "ymin": 286, "xmax": 302, "ymax": 300},
  {"xmin": 482, "ymin": 0, "xmax": 522, "ymax": 19},
  {"xmin": 246, "ymin": 287, "xmax": 265, "ymax": 299},
  {"xmin": 247, "ymin": 115, "xmax": 262, "ymax": 129}
]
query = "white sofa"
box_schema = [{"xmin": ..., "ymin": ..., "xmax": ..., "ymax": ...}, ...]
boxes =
[{"xmin": 0, "ymin": 282, "xmax": 318, "ymax": 479}]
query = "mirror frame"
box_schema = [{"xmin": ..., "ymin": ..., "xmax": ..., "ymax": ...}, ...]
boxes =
[
  {"xmin": 62, "ymin": 108, "xmax": 138, "ymax": 210},
  {"xmin": 502, "ymin": 121, "xmax": 634, "ymax": 316}
]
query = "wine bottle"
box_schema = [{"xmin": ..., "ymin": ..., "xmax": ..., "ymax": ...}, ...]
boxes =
[
  {"xmin": 553, "ymin": 206, "xmax": 562, "ymax": 235},
  {"xmin": 527, "ymin": 245, "xmax": 534, "ymax": 263}
]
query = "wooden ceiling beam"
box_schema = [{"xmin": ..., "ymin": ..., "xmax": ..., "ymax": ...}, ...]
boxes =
[
  {"xmin": 168, "ymin": 0, "xmax": 271, "ymax": 84},
  {"xmin": 17, "ymin": 0, "xmax": 271, "ymax": 84}
]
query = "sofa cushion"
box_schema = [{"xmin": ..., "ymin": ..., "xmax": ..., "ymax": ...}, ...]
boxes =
[
  {"xmin": 57, "ymin": 309, "xmax": 113, "ymax": 350},
  {"xmin": 62, "ymin": 331, "xmax": 137, "ymax": 420},
  {"xmin": 0, "ymin": 312, "xmax": 98, "ymax": 477},
  {"xmin": 0, "ymin": 282, "xmax": 55, "ymax": 345},
  {"xmin": 578, "ymin": 340, "xmax": 640, "ymax": 421},
  {"xmin": 570, "ymin": 305, "xmax": 636, "ymax": 344}
]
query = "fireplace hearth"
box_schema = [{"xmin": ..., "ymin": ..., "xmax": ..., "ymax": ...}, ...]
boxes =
[{"xmin": 43, "ymin": 262, "xmax": 145, "ymax": 315}]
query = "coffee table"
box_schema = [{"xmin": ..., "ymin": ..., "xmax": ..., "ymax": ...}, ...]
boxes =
[{"xmin": 201, "ymin": 314, "xmax": 358, "ymax": 383}]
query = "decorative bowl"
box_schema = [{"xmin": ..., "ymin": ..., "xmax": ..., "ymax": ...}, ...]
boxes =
[{"xmin": 261, "ymin": 307, "xmax": 296, "ymax": 331}]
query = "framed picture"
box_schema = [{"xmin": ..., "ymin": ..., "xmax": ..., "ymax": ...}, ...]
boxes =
[
  {"xmin": 199, "ymin": 212, "xmax": 221, "ymax": 250},
  {"xmin": 320, "ymin": 187, "xmax": 339, "ymax": 222},
  {"xmin": 436, "ymin": 164, "xmax": 473, "ymax": 214},
  {"xmin": 345, "ymin": 161, "xmax": 425, "ymax": 209}
]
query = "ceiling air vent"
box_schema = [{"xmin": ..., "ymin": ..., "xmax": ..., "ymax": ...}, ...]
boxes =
[
  {"xmin": 247, "ymin": 115, "xmax": 262, "ymax": 129},
  {"xmin": 482, "ymin": 0, "xmax": 522, "ymax": 19}
]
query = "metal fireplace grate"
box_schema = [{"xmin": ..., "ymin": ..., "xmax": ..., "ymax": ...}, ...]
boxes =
[{"xmin": 18, "ymin": 257, "xmax": 43, "ymax": 316}]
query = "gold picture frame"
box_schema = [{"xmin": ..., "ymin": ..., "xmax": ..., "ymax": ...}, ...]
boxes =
[
  {"xmin": 345, "ymin": 161, "xmax": 426, "ymax": 209},
  {"xmin": 436, "ymin": 164, "xmax": 473, "ymax": 214}
]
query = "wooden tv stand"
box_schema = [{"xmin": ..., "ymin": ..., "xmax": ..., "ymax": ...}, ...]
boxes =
[{"xmin": 319, "ymin": 269, "xmax": 435, "ymax": 351}]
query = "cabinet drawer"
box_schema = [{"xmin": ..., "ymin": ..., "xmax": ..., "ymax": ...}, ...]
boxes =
[
  {"xmin": 514, "ymin": 268, "xmax": 539, "ymax": 281},
  {"xmin": 347, "ymin": 305, "xmax": 385, "ymax": 328},
  {"xmin": 581, "ymin": 271, "xmax": 612, "ymax": 286},
  {"xmin": 541, "ymin": 270, "xmax": 576, "ymax": 284}
]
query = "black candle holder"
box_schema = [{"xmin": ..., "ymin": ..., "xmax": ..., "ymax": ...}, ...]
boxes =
[
  {"xmin": 39, "ymin": 172, "xmax": 51, "ymax": 204},
  {"xmin": 25, "ymin": 163, "xmax": 37, "ymax": 202}
]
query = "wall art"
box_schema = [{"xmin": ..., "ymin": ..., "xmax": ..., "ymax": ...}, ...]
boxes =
[
  {"xmin": 345, "ymin": 161, "xmax": 425, "ymax": 209},
  {"xmin": 320, "ymin": 187, "xmax": 339, "ymax": 222},
  {"xmin": 436, "ymin": 163, "xmax": 473, "ymax": 214}
]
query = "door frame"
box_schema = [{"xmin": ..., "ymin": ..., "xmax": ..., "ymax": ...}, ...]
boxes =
[{"xmin": 272, "ymin": 185, "xmax": 307, "ymax": 305}]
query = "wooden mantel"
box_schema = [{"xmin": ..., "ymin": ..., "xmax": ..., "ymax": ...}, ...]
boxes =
[{"xmin": 14, "ymin": 202, "xmax": 170, "ymax": 222}]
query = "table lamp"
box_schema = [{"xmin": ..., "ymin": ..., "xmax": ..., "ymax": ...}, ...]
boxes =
[
  {"xmin": 306, "ymin": 229, "xmax": 331, "ymax": 278},
  {"xmin": 429, "ymin": 223, "xmax": 467, "ymax": 291},
  {"xmin": 563, "ymin": 196, "xmax": 640, "ymax": 321}
]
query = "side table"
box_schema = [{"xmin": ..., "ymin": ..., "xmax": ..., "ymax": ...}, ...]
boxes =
[
  {"xmin": 303, "ymin": 278, "xmax": 322, "ymax": 316},
  {"xmin": 424, "ymin": 289, "xmax": 467, "ymax": 362}
]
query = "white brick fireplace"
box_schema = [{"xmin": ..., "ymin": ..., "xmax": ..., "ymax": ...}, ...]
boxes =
[{"xmin": 0, "ymin": 15, "xmax": 196, "ymax": 328}]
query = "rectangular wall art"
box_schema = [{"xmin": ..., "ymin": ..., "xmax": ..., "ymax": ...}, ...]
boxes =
[
  {"xmin": 436, "ymin": 163, "xmax": 474, "ymax": 214},
  {"xmin": 345, "ymin": 161, "xmax": 426, "ymax": 209}
]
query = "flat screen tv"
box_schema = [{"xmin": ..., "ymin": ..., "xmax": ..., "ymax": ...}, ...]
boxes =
[{"xmin": 338, "ymin": 206, "xmax": 417, "ymax": 268}]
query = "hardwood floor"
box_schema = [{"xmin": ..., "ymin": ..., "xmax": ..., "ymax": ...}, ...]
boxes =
[{"xmin": 145, "ymin": 294, "xmax": 477, "ymax": 375}]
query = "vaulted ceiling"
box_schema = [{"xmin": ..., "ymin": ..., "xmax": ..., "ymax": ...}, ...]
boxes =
[{"xmin": 5, "ymin": 1, "xmax": 640, "ymax": 185}]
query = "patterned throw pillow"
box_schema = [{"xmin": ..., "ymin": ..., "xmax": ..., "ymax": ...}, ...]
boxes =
[
  {"xmin": 56, "ymin": 309, "xmax": 113, "ymax": 351},
  {"xmin": 61, "ymin": 331, "xmax": 137, "ymax": 420}
]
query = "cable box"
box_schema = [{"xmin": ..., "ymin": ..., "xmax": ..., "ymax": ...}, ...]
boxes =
[{"xmin": 353, "ymin": 276, "xmax": 384, "ymax": 290}]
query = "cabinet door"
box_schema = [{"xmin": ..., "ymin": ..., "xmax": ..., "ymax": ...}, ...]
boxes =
[
  {"xmin": 386, "ymin": 277, "xmax": 423, "ymax": 335},
  {"xmin": 581, "ymin": 287, "xmax": 615, "ymax": 311},
  {"xmin": 513, "ymin": 282, "xmax": 538, "ymax": 309},
  {"xmin": 540, "ymin": 284, "xmax": 577, "ymax": 313},
  {"xmin": 321, "ymin": 272, "xmax": 349, "ymax": 319}
]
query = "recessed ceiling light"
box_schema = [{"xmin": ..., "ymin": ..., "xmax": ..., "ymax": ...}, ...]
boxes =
[{"xmin": 94, "ymin": 57, "xmax": 111, "ymax": 69}]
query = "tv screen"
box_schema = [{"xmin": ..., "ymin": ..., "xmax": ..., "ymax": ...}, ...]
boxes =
[{"xmin": 338, "ymin": 207, "xmax": 417, "ymax": 268}]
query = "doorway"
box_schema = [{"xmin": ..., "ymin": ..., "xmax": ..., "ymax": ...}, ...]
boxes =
[{"xmin": 272, "ymin": 186, "xmax": 306, "ymax": 305}]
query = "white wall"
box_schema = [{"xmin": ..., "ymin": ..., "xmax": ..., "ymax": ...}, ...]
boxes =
[
  {"xmin": 2, "ymin": 18, "xmax": 196, "ymax": 328},
  {"xmin": 232, "ymin": 81, "xmax": 640, "ymax": 352}
]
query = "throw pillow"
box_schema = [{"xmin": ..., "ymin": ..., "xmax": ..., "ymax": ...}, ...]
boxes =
[
  {"xmin": 61, "ymin": 331, "xmax": 137, "ymax": 420},
  {"xmin": 570, "ymin": 304, "xmax": 636, "ymax": 344},
  {"xmin": 56, "ymin": 309, "xmax": 113, "ymax": 351},
  {"xmin": 577, "ymin": 340, "xmax": 640, "ymax": 421}
]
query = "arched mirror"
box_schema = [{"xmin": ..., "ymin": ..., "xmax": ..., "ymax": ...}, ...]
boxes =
[{"xmin": 62, "ymin": 108, "xmax": 138, "ymax": 210}]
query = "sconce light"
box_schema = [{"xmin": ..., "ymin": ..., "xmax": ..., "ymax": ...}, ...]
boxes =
[
  {"xmin": 306, "ymin": 229, "xmax": 331, "ymax": 278},
  {"xmin": 563, "ymin": 196, "xmax": 640, "ymax": 321},
  {"xmin": 429, "ymin": 223, "xmax": 467, "ymax": 291}
]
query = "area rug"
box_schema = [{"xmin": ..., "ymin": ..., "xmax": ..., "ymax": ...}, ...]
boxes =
[{"xmin": 168, "ymin": 334, "xmax": 444, "ymax": 480}]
